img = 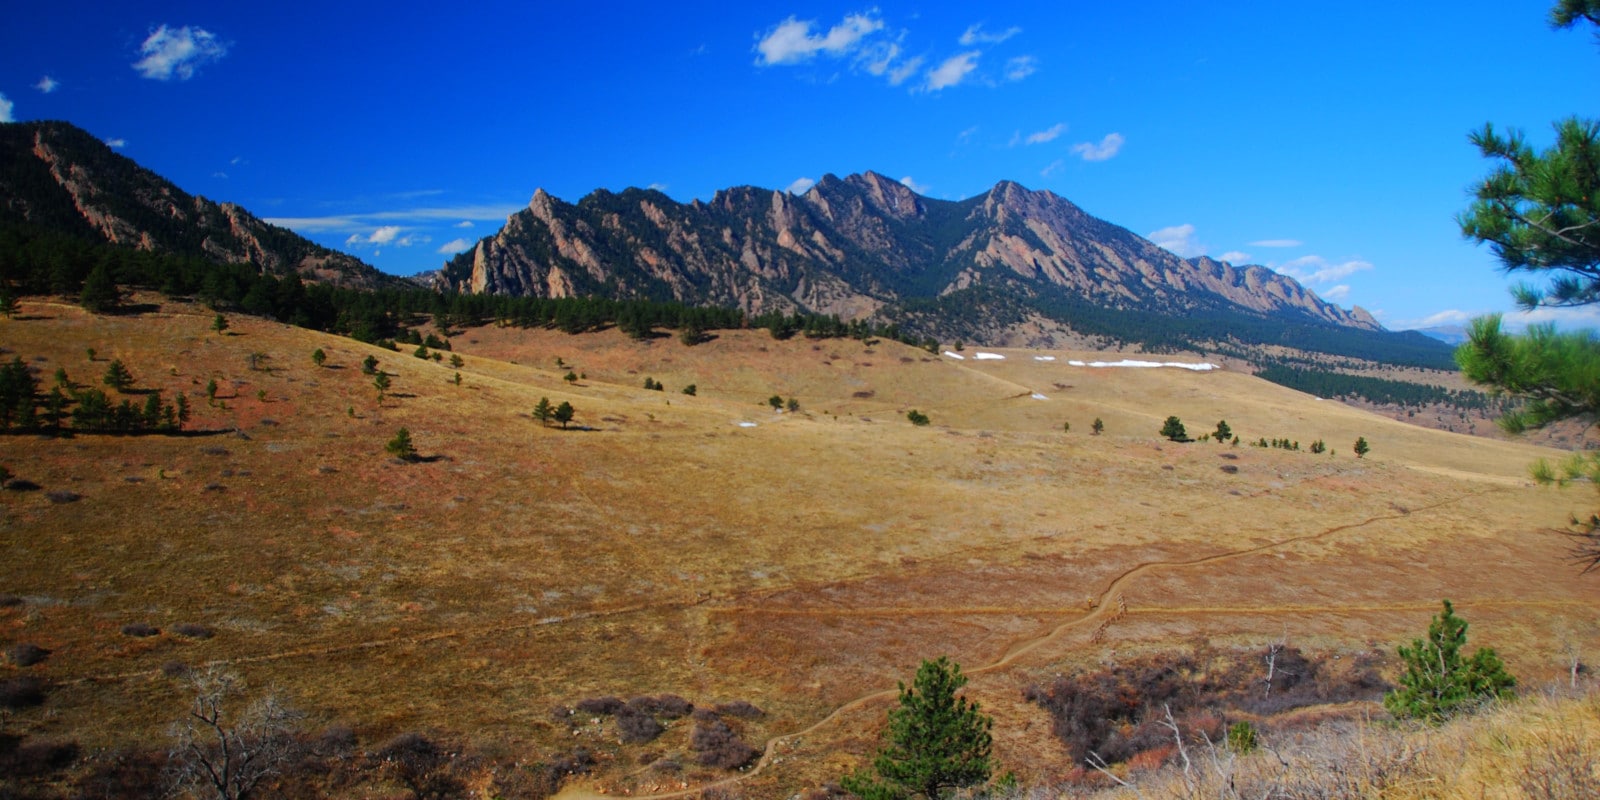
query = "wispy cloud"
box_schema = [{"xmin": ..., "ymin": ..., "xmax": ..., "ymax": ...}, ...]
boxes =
[
  {"xmin": 1276, "ymin": 255, "xmax": 1373, "ymax": 285},
  {"xmin": 1071, "ymin": 132, "xmax": 1125, "ymax": 162},
  {"xmin": 1389, "ymin": 306, "xmax": 1600, "ymax": 332},
  {"xmin": 1219, "ymin": 250, "xmax": 1251, "ymax": 264},
  {"xmin": 1020, "ymin": 122, "xmax": 1067, "ymax": 145},
  {"xmin": 900, "ymin": 176, "xmax": 930, "ymax": 195},
  {"xmin": 211, "ymin": 171, "xmax": 227, "ymax": 179},
  {"xmin": 344, "ymin": 226, "xmax": 430, "ymax": 249},
  {"xmin": 1320, "ymin": 284, "xmax": 1351, "ymax": 301},
  {"xmin": 1249, "ymin": 238, "xmax": 1302, "ymax": 248},
  {"xmin": 133, "ymin": 24, "xmax": 229, "ymax": 81},
  {"xmin": 265, "ymin": 203, "xmax": 524, "ymax": 233},
  {"xmin": 959, "ymin": 23, "xmax": 1021, "ymax": 46},
  {"xmin": 956, "ymin": 126, "xmax": 979, "ymax": 145},
  {"xmin": 454, "ymin": 220, "xmax": 474, "ymax": 228},
  {"xmin": 647, "ymin": 182, "xmax": 669, "ymax": 192},
  {"xmin": 0, "ymin": 94, "xmax": 14, "ymax": 123},
  {"xmin": 105, "ymin": 137, "xmax": 127, "ymax": 149},
  {"xmin": 1041, "ymin": 159, "xmax": 1065, "ymax": 177},
  {"xmin": 437, "ymin": 238, "xmax": 473, "ymax": 255},
  {"xmin": 1003, "ymin": 55, "xmax": 1038, "ymax": 82},
  {"xmin": 926, "ymin": 51, "xmax": 980, "ymax": 91},
  {"xmin": 786, "ymin": 176, "xmax": 816, "ymax": 195},
  {"xmin": 1148, "ymin": 224, "xmax": 1204, "ymax": 258},
  {"xmin": 755, "ymin": 13, "xmax": 884, "ymax": 65},
  {"xmin": 34, "ymin": 76, "xmax": 58, "ymax": 94}
]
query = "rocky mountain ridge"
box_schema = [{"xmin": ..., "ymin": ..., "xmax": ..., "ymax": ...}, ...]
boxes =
[
  {"xmin": 435, "ymin": 171, "xmax": 1380, "ymax": 342},
  {"xmin": 0, "ymin": 121, "xmax": 393, "ymax": 289}
]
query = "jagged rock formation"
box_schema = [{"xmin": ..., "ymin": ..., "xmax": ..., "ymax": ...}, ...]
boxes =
[
  {"xmin": 0, "ymin": 121, "xmax": 393, "ymax": 289},
  {"xmin": 434, "ymin": 171, "xmax": 1380, "ymax": 340}
]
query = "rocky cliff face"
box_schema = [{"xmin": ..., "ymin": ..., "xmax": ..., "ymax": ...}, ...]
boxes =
[
  {"xmin": 434, "ymin": 171, "xmax": 1381, "ymax": 340},
  {"xmin": 0, "ymin": 121, "xmax": 392, "ymax": 289}
]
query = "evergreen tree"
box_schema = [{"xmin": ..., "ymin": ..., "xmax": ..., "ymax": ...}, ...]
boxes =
[
  {"xmin": 361, "ymin": 354, "xmax": 379, "ymax": 375},
  {"xmin": 373, "ymin": 371, "xmax": 391, "ymax": 401},
  {"xmin": 533, "ymin": 397, "xmax": 553, "ymax": 425},
  {"xmin": 212, "ymin": 313, "xmax": 228, "ymax": 334},
  {"xmin": 682, "ymin": 384, "xmax": 697, "ymax": 396},
  {"xmin": 787, "ymin": 397, "xmax": 800, "ymax": 412},
  {"xmin": 1160, "ymin": 415, "xmax": 1187, "ymax": 442},
  {"xmin": 1213, "ymin": 419, "xmax": 1232, "ymax": 442},
  {"xmin": 553, "ymin": 401, "xmax": 575, "ymax": 429},
  {"xmin": 449, "ymin": 354, "xmax": 464, "ymax": 369},
  {"xmin": 175, "ymin": 392, "xmax": 190, "ymax": 428},
  {"xmin": 312, "ymin": 348, "xmax": 326, "ymax": 368},
  {"xmin": 102, "ymin": 359, "xmax": 134, "ymax": 393},
  {"xmin": 79, "ymin": 263, "xmax": 118, "ymax": 313},
  {"xmin": 907, "ymin": 409, "xmax": 931, "ymax": 426},
  {"xmin": 386, "ymin": 427, "xmax": 417, "ymax": 461},
  {"xmin": 564, "ymin": 371, "xmax": 578, "ymax": 385},
  {"xmin": 1384, "ymin": 600, "xmax": 1516, "ymax": 722},
  {"xmin": 841, "ymin": 656, "xmax": 993, "ymax": 800},
  {"xmin": 1353, "ymin": 436, "xmax": 1370, "ymax": 458},
  {"xmin": 205, "ymin": 379, "xmax": 218, "ymax": 402},
  {"xmin": 768, "ymin": 394, "xmax": 783, "ymax": 410},
  {"xmin": 1091, "ymin": 417, "xmax": 1104, "ymax": 435}
]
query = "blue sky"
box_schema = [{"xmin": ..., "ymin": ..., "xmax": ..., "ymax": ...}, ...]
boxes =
[{"xmin": 1, "ymin": 2, "xmax": 1594, "ymax": 332}]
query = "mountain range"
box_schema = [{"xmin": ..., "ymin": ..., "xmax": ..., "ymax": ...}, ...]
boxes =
[{"xmin": 0, "ymin": 120, "xmax": 1450, "ymax": 365}]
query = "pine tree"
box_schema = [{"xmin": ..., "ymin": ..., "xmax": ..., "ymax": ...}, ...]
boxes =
[
  {"xmin": 79, "ymin": 264, "xmax": 118, "ymax": 313},
  {"xmin": 373, "ymin": 371, "xmax": 391, "ymax": 401},
  {"xmin": 312, "ymin": 348, "xmax": 326, "ymax": 368},
  {"xmin": 102, "ymin": 359, "xmax": 134, "ymax": 393},
  {"xmin": 212, "ymin": 314, "xmax": 229, "ymax": 334},
  {"xmin": 533, "ymin": 397, "xmax": 552, "ymax": 425},
  {"xmin": 1353, "ymin": 436, "xmax": 1370, "ymax": 458},
  {"xmin": 553, "ymin": 401, "xmax": 575, "ymax": 429},
  {"xmin": 841, "ymin": 657, "xmax": 994, "ymax": 799},
  {"xmin": 1092, "ymin": 417, "xmax": 1104, "ymax": 435},
  {"xmin": 1213, "ymin": 419, "xmax": 1232, "ymax": 442},
  {"xmin": 386, "ymin": 427, "xmax": 417, "ymax": 461},
  {"xmin": 361, "ymin": 355, "xmax": 379, "ymax": 375},
  {"xmin": 1160, "ymin": 415, "xmax": 1187, "ymax": 442},
  {"xmin": 1384, "ymin": 600, "xmax": 1516, "ymax": 722}
]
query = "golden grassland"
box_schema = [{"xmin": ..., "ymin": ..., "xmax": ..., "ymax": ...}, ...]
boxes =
[{"xmin": 0, "ymin": 296, "xmax": 1596, "ymax": 797}]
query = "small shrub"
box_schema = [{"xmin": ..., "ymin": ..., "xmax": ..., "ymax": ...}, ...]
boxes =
[
  {"xmin": 690, "ymin": 718, "xmax": 759, "ymax": 769},
  {"xmin": 616, "ymin": 706, "xmax": 666, "ymax": 744},
  {"xmin": 0, "ymin": 675, "xmax": 46, "ymax": 708},
  {"xmin": 630, "ymin": 694, "xmax": 694, "ymax": 718},
  {"xmin": 1226, "ymin": 720, "xmax": 1258, "ymax": 753},
  {"xmin": 7, "ymin": 642, "xmax": 50, "ymax": 667},
  {"xmin": 906, "ymin": 409, "xmax": 930, "ymax": 426},
  {"xmin": 575, "ymin": 696, "xmax": 626, "ymax": 716},
  {"xmin": 714, "ymin": 700, "xmax": 765, "ymax": 719},
  {"xmin": 682, "ymin": 384, "xmax": 697, "ymax": 396},
  {"xmin": 120, "ymin": 622, "xmax": 160, "ymax": 637},
  {"xmin": 173, "ymin": 623, "xmax": 214, "ymax": 639}
]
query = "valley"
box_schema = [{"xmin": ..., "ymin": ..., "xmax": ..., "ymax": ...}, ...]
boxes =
[{"xmin": 1, "ymin": 297, "xmax": 1594, "ymax": 797}]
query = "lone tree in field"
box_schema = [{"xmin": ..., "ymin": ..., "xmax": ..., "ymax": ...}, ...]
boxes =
[
  {"xmin": 842, "ymin": 656, "xmax": 994, "ymax": 800},
  {"xmin": 373, "ymin": 371, "xmax": 391, "ymax": 402},
  {"xmin": 1092, "ymin": 417, "xmax": 1104, "ymax": 435},
  {"xmin": 102, "ymin": 359, "xmax": 134, "ymax": 393},
  {"xmin": 553, "ymin": 401, "xmax": 575, "ymax": 429},
  {"xmin": 907, "ymin": 409, "xmax": 931, "ymax": 426},
  {"xmin": 1213, "ymin": 419, "xmax": 1232, "ymax": 442},
  {"xmin": 1455, "ymin": 4, "xmax": 1600, "ymax": 570},
  {"xmin": 311, "ymin": 348, "xmax": 326, "ymax": 368},
  {"xmin": 212, "ymin": 313, "xmax": 229, "ymax": 334},
  {"xmin": 532, "ymin": 397, "xmax": 552, "ymax": 425},
  {"xmin": 385, "ymin": 428, "xmax": 417, "ymax": 461},
  {"xmin": 1384, "ymin": 600, "xmax": 1516, "ymax": 723},
  {"xmin": 1160, "ymin": 415, "xmax": 1187, "ymax": 442},
  {"xmin": 361, "ymin": 355, "xmax": 379, "ymax": 375},
  {"xmin": 1353, "ymin": 436, "xmax": 1370, "ymax": 458}
]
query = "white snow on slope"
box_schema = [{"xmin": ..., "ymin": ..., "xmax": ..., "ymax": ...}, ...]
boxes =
[
  {"xmin": 1066, "ymin": 359, "xmax": 1217, "ymax": 371},
  {"xmin": 942, "ymin": 351, "xmax": 965, "ymax": 360},
  {"xmin": 973, "ymin": 352, "xmax": 1005, "ymax": 360}
]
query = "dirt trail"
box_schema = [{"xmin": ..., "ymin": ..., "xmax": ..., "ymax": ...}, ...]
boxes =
[{"xmin": 552, "ymin": 486, "xmax": 1502, "ymax": 800}]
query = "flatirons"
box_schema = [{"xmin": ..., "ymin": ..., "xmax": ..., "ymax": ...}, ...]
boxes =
[{"xmin": 434, "ymin": 171, "xmax": 1380, "ymax": 345}]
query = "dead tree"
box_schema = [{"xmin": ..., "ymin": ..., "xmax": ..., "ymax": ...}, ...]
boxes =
[{"xmin": 168, "ymin": 670, "xmax": 304, "ymax": 800}]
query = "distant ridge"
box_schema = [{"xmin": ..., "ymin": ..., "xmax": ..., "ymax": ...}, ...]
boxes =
[{"xmin": 0, "ymin": 120, "xmax": 395, "ymax": 289}]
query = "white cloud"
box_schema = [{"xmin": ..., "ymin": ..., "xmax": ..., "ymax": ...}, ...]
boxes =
[
  {"xmin": 926, "ymin": 51, "xmax": 980, "ymax": 91},
  {"xmin": 343, "ymin": 226, "xmax": 430, "ymax": 250},
  {"xmin": 900, "ymin": 176, "xmax": 930, "ymax": 194},
  {"xmin": 1148, "ymin": 224, "xmax": 1204, "ymax": 258},
  {"xmin": 266, "ymin": 203, "xmax": 524, "ymax": 233},
  {"xmin": 1276, "ymin": 255, "xmax": 1373, "ymax": 285},
  {"xmin": 1219, "ymin": 250, "xmax": 1251, "ymax": 264},
  {"xmin": 959, "ymin": 23, "xmax": 1021, "ymax": 46},
  {"xmin": 211, "ymin": 171, "xmax": 227, "ymax": 179},
  {"xmin": 1023, "ymin": 122, "xmax": 1067, "ymax": 145},
  {"xmin": 1071, "ymin": 132, "xmax": 1125, "ymax": 162},
  {"xmin": 437, "ymin": 238, "xmax": 473, "ymax": 255},
  {"xmin": 105, "ymin": 137, "xmax": 127, "ymax": 148},
  {"xmin": 454, "ymin": 220, "xmax": 474, "ymax": 228},
  {"xmin": 0, "ymin": 94, "xmax": 12, "ymax": 123},
  {"xmin": 35, "ymin": 76, "xmax": 58, "ymax": 94},
  {"xmin": 133, "ymin": 24, "xmax": 229, "ymax": 81},
  {"xmin": 755, "ymin": 13, "xmax": 884, "ymax": 65},
  {"xmin": 956, "ymin": 126, "xmax": 979, "ymax": 145},
  {"xmin": 230, "ymin": 156, "xmax": 244, "ymax": 165},
  {"xmin": 1504, "ymin": 306, "xmax": 1600, "ymax": 331},
  {"xmin": 786, "ymin": 176, "xmax": 816, "ymax": 195},
  {"xmin": 1320, "ymin": 284, "xmax": 1351, "ymax": 301},
  {"xmin": 647, "ymin": 182, "xmax": 668, "ymax": 192},
  {"xmin": 1040, "ymin": 159, "xmax": 1065, "ymax": 177},
  {"xmin": 1249, "ymin": 238, "xmax": 1302, "ymax": 248},
  {"xmin": 885, "ymin": 54, "xmax": 924, "ymax": 86},
  {"xmin": 1003, "ymin": 55, "xmax": 1038, "ymax": 81}
]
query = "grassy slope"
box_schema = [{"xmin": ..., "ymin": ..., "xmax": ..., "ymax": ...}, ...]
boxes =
[{"xmin": 0, "ymin": 298, "xmax": 1595, "ymax": 797}]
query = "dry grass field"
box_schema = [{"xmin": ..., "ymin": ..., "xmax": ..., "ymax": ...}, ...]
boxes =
[{"xmin": 1, "ymin": 296, "xmax": 1596, "ymax": 797}]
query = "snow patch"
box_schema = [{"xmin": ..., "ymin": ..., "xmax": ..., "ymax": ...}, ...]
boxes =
[
  {"xmin": 1033, "ymin": 356, "xmax": 1057, "ymax": 361},
  {"xmin": 942, "ymin": 351, "xmax": 965, "ymax": 360},
  {"xmin": 1066, "ymin": 359, "xmax": 1217, "ymax": 371},
  {"xmin": 737, "ymin": 422, "xmax": 758, "ymax": 428},
  {"xmin": 973, "ymin": 352, "xmax": 1005, "ymax": 360},
  {"xmin": 1031, "ymin": 393, "xmax": 1048, "ymax": 400}
]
